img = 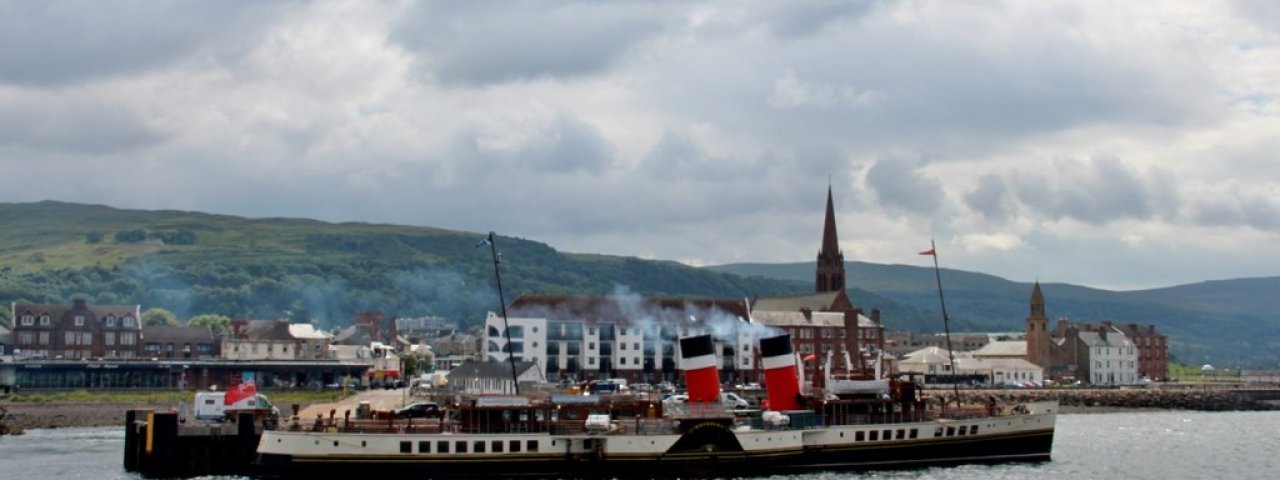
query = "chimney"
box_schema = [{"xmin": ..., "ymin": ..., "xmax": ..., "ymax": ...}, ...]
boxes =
[
  {"xmin": 871, "ymin": 309, "xmax": 881, "ymax": 324},
  {"xmin": 759, "ymin": 334, "xmax": 801, "ymax": 411},
  {"xmin": 679, "ymin": 335, "xmax": 720, "ymax": 403}
]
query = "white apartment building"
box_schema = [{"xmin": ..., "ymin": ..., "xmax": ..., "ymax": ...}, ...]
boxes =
[
  {"xmin": 483, "ymin": 295, "xmax": 755, "ymax": 384},
  {"xmin": 1079, "ymin": 329, "xmax": 1139, "ymax": 386}
]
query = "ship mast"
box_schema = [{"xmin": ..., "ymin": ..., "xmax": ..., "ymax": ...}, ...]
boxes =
[
  {"xmin": 923, "ymin": 239, "xmax": 961, "ymax": 407},
  {"xmin": 481, "ymin": 231, "xmax": 520, "ymax": 395}
]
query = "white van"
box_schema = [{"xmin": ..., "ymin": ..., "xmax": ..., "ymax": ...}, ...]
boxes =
[{"xmin": 194, "ymin": 391, "xmax": 280, "ymax": 422}]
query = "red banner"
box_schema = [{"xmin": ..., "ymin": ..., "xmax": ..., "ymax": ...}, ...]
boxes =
[{"xmin": 224, "ymin": 380, "xmax": 257, "ymax": 405}]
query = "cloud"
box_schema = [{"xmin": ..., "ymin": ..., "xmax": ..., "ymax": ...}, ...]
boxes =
[
  {"xmin": 864, "ymin": 157, "xmax": 943, "ymax": 215},
  {"xmin": 0, "ymin": 90, "xmax": 164, "ymax": 154},
  {"xmin": 390, "ymin": 0, "xmax": 665, "ymax": 85},
  {"xmin": 964, "ymin": 174, "xmax": 1016, "ymax": 222},
  {"xmin": 1010, "ymin": 156, "xmax": 1177, "ymax": 225},
  {"xmin": 0, "ymin": 1, "xmax": 285, "ymax": 86}
]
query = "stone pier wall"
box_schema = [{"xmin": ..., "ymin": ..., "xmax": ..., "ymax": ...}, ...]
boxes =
[{"xmin": 935, "ymin": 388, "xmax": 1277, "ymax": 411}]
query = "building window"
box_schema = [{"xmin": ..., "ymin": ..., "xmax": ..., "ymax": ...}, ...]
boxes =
[
  {"xmin": 20, "ymin": 314, "xmax": 34, "ymax": 326},
  {"xmin": 105, "ymin": 315, "xmax": 116, "ymax": 327},
  {"xmin": 123, "ymin": 316, "xmax": 136, "ymax": 327},
  {"xmin": 40, "ymin": 314, "xmax": 51, "ymax": 326}
]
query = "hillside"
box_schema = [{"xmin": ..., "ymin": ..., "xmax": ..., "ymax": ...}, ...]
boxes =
[
  {"xmin": 0, "ymin": 201, "xmax": 804, "ymax": 329},
  {"xmin": 2, "ymin": 201, "xmax": 1274, "ymax": 367},
  {"xmin": 710, "ymin": 262, "xmax": 1280, "ymax": 367}
]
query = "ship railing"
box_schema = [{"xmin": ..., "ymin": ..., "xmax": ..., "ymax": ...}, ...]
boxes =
[
  {"xmin": 617, "ymin": 418, "xmax": 676, "ymax": 435},
  {"xmin": 822, "ymin": 411, "xmax": 936, "ymax": 427}
]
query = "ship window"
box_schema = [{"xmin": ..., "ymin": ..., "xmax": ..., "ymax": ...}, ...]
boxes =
[
  {"xmin": 970, "ymin": 426, "xmax": 979, "ymax": 435},
  {"xmin": 510, "ymin": 440, "xmax": 521, "ymax": 453},
  {"xmin": 474, "ymin": 441, "xmax": 486, "ymax": 453},
  {"xmin": 419, "ymin": 441, "xmax": 430, "ymax": 453},
  {"xmin": 400, "ymin": 441, "xmax": 411, "ymax": 453},
  {"xmin": 527, "ymin": 440, "xmax": 539, "ymax": 452},
  {"xmin": 946, "ymin": 426, "xmax": 955, "ymax": 436},
  {"xmin": 896, "ymin": 429, "xmax": 905, "ymax": 440},
  {"xmin": 437, "ymin": 441, "xmax": 449, "ymax": 453},
  {"xmin": 456, "ymin": 441, "xmax": 467, "ymax": 453},
  {"xmin": 361, "ymin": 441, "xmax": 367, "ymax": 447},
  {"xmin": 334, "ymin": 441, "xmax": 339, "ymax": 447},
  {"xmin": 869, "ymin": 431, "xmax": 878, "ymax": 441},
  {"xmin": 934, "ymin": 427, "xmax": 943, "ymax": 437},
  {"xmin": 492, "ymin": 441, "xmax": 503, "ymax": 453},
  {"xmin": 855, "ymin": 431, "xmax": 864, "ymax": 441},
  {"xmin": 909, "ymin": 429, "xmax": 918, "ymax": 439},
  {"xmin": 883, "ymin": 430, "xmax": 891, "ymax": 441}
]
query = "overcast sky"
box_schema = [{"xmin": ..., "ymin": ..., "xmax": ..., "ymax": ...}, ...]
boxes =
[{"xmin": 2, "ymin": 0, "xmax": 1277, "ymax": 291}]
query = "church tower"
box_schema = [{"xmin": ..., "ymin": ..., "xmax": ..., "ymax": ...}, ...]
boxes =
[
  {"xmin": 815, "ymin": 186, "xmax": 846, "ymax": 293},
  {"xmin": 1026, "ymin": 281, "xmax": 1052, "ymax": 369}
]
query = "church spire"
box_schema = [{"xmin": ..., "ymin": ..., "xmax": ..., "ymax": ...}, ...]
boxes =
[
  {"xmin": 1030, "ymin": 280, "xmax": 1045, "ymax": 318},
  {"xmin": 816, "ymin": 185, "xmax": 845, "ymax": 293}
]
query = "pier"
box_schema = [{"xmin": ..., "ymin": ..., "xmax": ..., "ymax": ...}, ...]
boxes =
[{"xmin": 122, "ymin": 410, "xmax": 262, "ymax": 477}]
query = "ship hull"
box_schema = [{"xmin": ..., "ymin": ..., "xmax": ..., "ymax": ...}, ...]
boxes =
[{"xmin": 255, "ymin": 403, "xmax": 1056, "ymax": 479}]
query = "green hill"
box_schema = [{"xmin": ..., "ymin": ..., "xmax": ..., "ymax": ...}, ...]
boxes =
[
  {"xmin": 710, "ymin": 262, "xmax": 1280, "ymax": 368},
  {"xmin": 0, "ymin": 201, "xmax": 803, "ymax": 328},
  {"xmin": 2, "ymin": 201, "xmax": 1274, "ymax": 367}
]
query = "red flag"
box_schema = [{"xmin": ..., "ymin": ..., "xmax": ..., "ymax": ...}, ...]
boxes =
[
  {"xmin": 225, "ymin": 379, "xmax": 257, "ymax": 405},
  {"xmin": 919, "ymin": 248, "xmax": 935, "ymax": 256}
]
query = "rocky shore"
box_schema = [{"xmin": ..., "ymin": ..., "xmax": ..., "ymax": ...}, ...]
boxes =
[
  {"xmin": 0, "ymin": 402, "xmax": 162, "ymax": 431},
  {"xmin": 946, "ymin": 387, "xmax": 1278, "ymax": 412}
]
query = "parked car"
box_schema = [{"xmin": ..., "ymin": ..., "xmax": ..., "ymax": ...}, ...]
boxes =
[{"xmin": 394, "ymin": 402, "xmax": 443, "ymax": 419}]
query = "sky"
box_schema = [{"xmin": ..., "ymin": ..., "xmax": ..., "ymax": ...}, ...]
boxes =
[{"xmin": 2, "ymin": 0, "xmax": 1278, "ymax": 291}]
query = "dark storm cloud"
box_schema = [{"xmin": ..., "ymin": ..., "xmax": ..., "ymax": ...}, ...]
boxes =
[
  {"xmin": 390, "ymin": 0, "xmax": 666, "ymax": 85},
  {"xmin": 0, "ymin": 1, "xmax": 283, "ymax": 86},
  {"xmin": 864, "ymin": 157, "xmax": 943, "ymax": 215},
  {"xmin": 0, "ymin": 94, "xmax": 164, "ymax": 154},
  {"xmin": 1189, "ymin": 190, "xmax": 1280, "ymax": 231},
  {"xmin": 964, "ymin": 174, "xmax": 1016, "ymax": 222},
  {"xmin": 1010, "ymin": 156, "xmax": 1175, "ymax": 225}
]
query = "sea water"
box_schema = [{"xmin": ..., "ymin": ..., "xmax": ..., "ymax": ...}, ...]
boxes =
[{"xmin": 2, "ymin": 411, "xmax": 1276, "ymax": 480}]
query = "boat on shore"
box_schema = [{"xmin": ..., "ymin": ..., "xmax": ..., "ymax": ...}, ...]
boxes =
[{"xmin": 254, "ymin": 333, "xmax": 1056, "ymax": 478}]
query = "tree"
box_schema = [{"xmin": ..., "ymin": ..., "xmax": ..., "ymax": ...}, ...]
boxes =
[
  {"xmin": 142, "ymin": 307, "xmax": 180, "ymax": 327},
  {"xmin": 187, "ymin": 313, "xmax": 231, "ymax": 335}
]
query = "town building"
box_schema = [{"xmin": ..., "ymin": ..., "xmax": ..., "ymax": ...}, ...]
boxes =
[
  {"xmin": 447, "ymin": 359, "xmax": 544, "ymax": 394},
  {"xmin": 885, "ymin": 332, "xmax": 991, "ymax": 359},
  {"xmin": 10, "ymin": 300, "xmax": 142, "ymax": 360},
  {"xmin": 1115, "ymin": 323, "xmax": 1168, "ymax": 381},
  {"xmin": 142, "ymin": 325, "xmax": 220, "ymax": 360},
  {"xmin": 1024, "ymin": 282, "xmax": 1158, "ymax": 385},
  {"xmin": 897, "ymin": 347, "xmax": 1043, "ymax": 387},
  {"xmin": 484, "ymin": 295, "xmax": 753, "ymax": 385},
  {"xmin": 222, "ymin": 319, "xmax": 332, "ymax": 361}
]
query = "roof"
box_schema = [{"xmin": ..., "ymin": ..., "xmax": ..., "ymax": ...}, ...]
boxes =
[
  {"xmin": 972, "ymin": 340, "xmax": 1027, "ymax": 357},
  {"xmin": 1077, "ymin": 330, "xmax": 1132, "ymax": 348},
  {"xmin": 900, "ymin": 346, "xmax": 958, "ymax": 364},
  {"xmin": 13, "ymin": 302, "xmax": 141, "ymax": 329},
  {"xmin": 447, "ymin": 359, "xmax": 539, "ymax": 380},
  {"xmin": 751, "ymin": 292, "xmax": 844, "ymax": 312},
  {"xmin": 750, "ymin": 310, "xmax": 847, "ymax": 328},
  {"xmin": 507, "ymin": 295, "xmax": 749, "ymax": 326},
  {"xmin": 242, "ymin": 319, "xmax": 295, "ymax": 341},
  {"xmin": 142, "ymin": 325, "xmax": 214, "ymax": 343}
]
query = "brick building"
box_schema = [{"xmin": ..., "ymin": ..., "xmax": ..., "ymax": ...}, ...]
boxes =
[{"xmin": 10, "ymin": 299, "xmax": 142, "ymax": 360}]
